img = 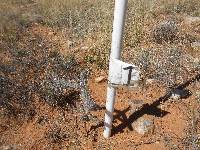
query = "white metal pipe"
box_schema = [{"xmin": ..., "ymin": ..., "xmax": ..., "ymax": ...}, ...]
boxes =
[
  {"xmin": 110, "ymin": 0, "xmax": 128, "ymax": 59},
  {"xmin": 103, "ymin": 86, "xmax": 116, "ymax": 138},
  {"xmin": 103, "ymin": 0, "xmax": 128, "ymax": 138}
]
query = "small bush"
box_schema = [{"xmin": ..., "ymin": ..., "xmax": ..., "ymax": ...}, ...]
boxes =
[
  {"xmin": 0, "ymin": 36, "xmax": 82, "ymax": 119},
  {"xmin": 46, "ymin": 125, "xmax": 68, "ymax": 144},
  {"xmin": 133, "ymin": 46, "xmax": 199, "ymax": 88}
]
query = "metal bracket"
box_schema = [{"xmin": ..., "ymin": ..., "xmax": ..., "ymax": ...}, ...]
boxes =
[{"xmin": 108, "ymin": 58, "xmax": 140, "ymax": 86}]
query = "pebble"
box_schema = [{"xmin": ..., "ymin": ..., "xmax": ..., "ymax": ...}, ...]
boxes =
[
  {"xmin": 133, "ymin": 117, "xmax": 155, "ymax": 135},
  {"xmin": 170, "ymin": 89, "xmax": 189, "ymax": 100}
]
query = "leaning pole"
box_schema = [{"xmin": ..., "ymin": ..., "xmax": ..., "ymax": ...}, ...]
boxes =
[{"xmin": 103, "ymin": 0, "xmax": 128, "ymax": 138}]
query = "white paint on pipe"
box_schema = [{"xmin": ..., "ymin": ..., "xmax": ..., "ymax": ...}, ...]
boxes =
[
  {"xmin": 103, "ymin": 86, "xmax": 116, "ymax": 138},
  {"xmin": 103, "ymin": 0, "xmax": 128, "ymax": 138},
  {"xmin": 110, "ymin": 0, "xmax": 128, "ymax": 59}
]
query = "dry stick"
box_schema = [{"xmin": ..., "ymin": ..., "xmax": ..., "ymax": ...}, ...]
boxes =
[
  {"xmin": 84, "ymin": 121, "xmax": 88, "ymax": 137},
  {"xmin": 74, "ymin": 114, "xmax": 79, "ymax": 140}
]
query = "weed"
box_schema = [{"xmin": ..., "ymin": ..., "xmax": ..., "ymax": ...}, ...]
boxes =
[
  {"xmin": 133, "ymin": 46, "xmax": 200, "ymax": 89},
  {"xmin": 46, "ymin": 126, "xmax": 68, "ymax": 144},
  {"xmin": 0, "ymin": 35, "xmax": 82, "ymax": 119}
]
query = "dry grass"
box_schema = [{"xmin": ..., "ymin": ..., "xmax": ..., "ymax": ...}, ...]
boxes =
[
  {"xmin": 160, "ymin": 0, "xmax": 200, "ymax": 16},
  {"xmin": 1, "ymin": 0, "xmax": 200, "ymax": 96},
  {"xmin": 1, "ymin": 0, "xmax": 200, "ymax": 68}
]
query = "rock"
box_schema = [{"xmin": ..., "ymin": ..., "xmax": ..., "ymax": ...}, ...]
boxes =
[
  {"xmin": 171, "ymin": 92, "xmax": 181, "ymax": 100},
  {"xmin": 95, "ymin": 76, "xmax": 105, "ymax": 83},
  {"xmin": 152, "ymin": 20, "xmax": 178, "ymax": 44},
  {"xmin": 170, "ymin": 89, "xmax": 190, "ymax": 100},
  {"xmin": 80, "ymin": 114, "xmax": 100, "ymax": 125},
  {"xmin": 133, "ymin": 117, "xmax": 155, "ymax": 135}
]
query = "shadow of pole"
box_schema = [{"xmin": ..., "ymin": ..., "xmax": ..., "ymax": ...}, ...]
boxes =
[
  {"xmin": 112, "ymin": 73, "xmax": 200, "ymax": 135},
  {"xmin": 90, "ymin": 74, "xmax": 200, "ymax": 136}
]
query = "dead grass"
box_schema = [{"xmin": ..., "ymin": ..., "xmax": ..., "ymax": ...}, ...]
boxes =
[
  {"xmin": 159, "ymin": 0, "xmax": 200, "ymax": 16},
  {"xmin": 1, "ymin": 0, "xmax": 200, "ymax": 68}
]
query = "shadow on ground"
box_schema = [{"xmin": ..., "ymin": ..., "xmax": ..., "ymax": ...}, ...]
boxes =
[{"xmin": 90, "ymin": 74, "xmax": 200, "ymax": 136}]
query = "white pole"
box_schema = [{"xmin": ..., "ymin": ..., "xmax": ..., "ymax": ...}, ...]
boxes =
[{"xmin": 103, "ymin": 0, "xmax": 128, "ymax": 138}]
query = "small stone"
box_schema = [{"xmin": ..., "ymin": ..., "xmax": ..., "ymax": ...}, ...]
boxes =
[
  {"xmin": 83, "ymin": 99, "xmax": 100, "ymax": 112},
  {"xmin": 48, "ymin": 31, "xmax": 54, "ymax": 36},
  {"xmin": 133, "ymin": 117, "xmax": 154, "ymax": 135},
  {"xmin": 171, "ymin": 92, "xmax": 181, "ymax": 100},
  {"xmin": 38, "ymin": 44, "xmax": 42, "ymax": 47},
  {"xmin": 95, "ymin": 76, "xmax": 105, "ymax": 83},
  {"xmin": 170, "ymin": 89, "xmax": 189, "ymax": 100}
]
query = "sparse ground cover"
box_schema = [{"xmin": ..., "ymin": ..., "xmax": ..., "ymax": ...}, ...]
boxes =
[{"xmin": 0, "ymin": 0, "xmax": 200, "ymax": 149}]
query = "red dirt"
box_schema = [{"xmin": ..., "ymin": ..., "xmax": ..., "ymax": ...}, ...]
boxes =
[{"xmin": 0, "ymin": 23, "xmax": 199, "ymax": 150}]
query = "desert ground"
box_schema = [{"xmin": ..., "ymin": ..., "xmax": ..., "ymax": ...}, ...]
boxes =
[{"xmin": 0, "ymin": 0, "xmax": 200, "ymax": 149}]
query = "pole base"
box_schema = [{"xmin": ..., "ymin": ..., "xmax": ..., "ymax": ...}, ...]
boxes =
[{"xmin": 103, "ymin": 129, "xmax": 111, "ymax": 138}]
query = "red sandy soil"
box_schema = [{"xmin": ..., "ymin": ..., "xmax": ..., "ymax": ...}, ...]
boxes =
[{"xmin": 0, "ymin": 23, "xmax": 199, "ymax": 150}]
